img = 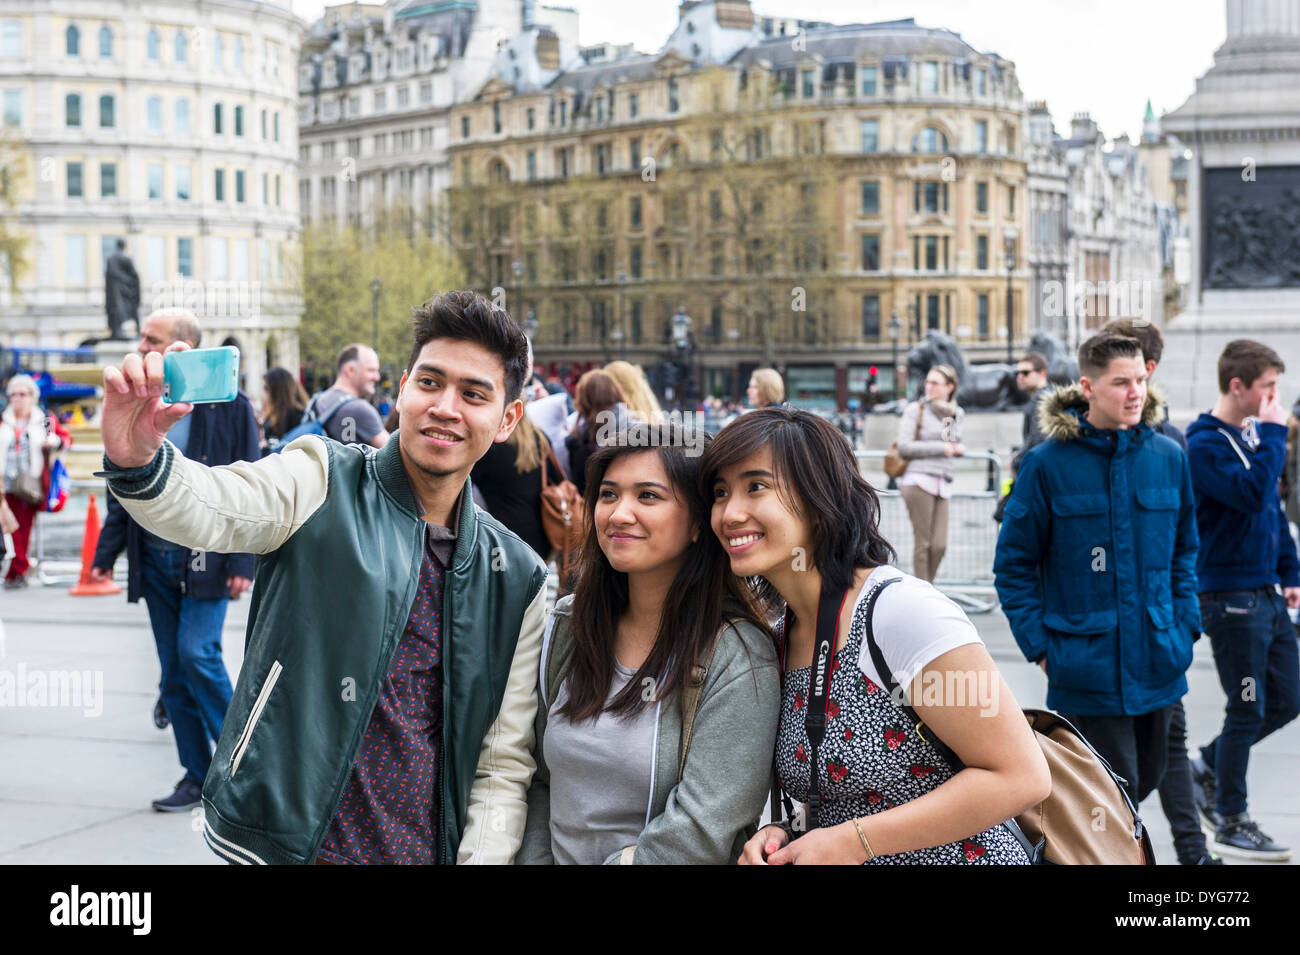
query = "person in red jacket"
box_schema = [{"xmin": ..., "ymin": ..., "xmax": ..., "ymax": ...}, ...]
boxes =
[{"xmin": 2, "ymin": 375, "xmax": 72, "ymax": 587}]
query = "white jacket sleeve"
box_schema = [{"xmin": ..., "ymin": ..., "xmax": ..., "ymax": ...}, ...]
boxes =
[
  {"xmin": 104, "ymin": 435, "xmax": 331, "ymax": 555},
  {"xmin": 457, "ymin": 583, "xmax": 547, "ymax": 864}
]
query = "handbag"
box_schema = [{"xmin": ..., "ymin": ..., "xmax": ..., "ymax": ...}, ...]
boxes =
[
  {"xmin": 0, "ymin": 496, "xmax": 17, "ymax": 535},
  {"xmin": 539, "ymin": 436, "xmax": 585, "ymax": 587},
  {"xmin": 882, "ymin": 399, "xmax": 924, "ymax": 479},
  {"xmin": 44, "ymin": 456, "xmax": 70, "ymax": 513},
  {"xmin": 859, "ymin": 579, "xmax": 1155, "ymax": 865},
  {"xmin": 13, "ymin": 471, "xmax": 43, "ymax": 506}
]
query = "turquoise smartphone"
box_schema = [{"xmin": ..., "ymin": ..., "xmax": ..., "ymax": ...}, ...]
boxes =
[{"xmin": 161, "ymin": 346, "xmax": 240, "ymax": 404}]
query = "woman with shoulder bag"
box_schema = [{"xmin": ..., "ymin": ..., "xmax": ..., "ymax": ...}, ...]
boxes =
[
  {"xmin": 471, "ymin": 411, "xmax": 563, "ymax": 561},
  {"xmin": 518, "ymin": 421, "xmax": 781, "ymax": 864},
  {"xmin": 704, "ymin": 408, "xmax": 1049, "ymax": 865},
  {"xmin": 896, "ymin": 364, "xmax": 965, "ymax": 582},
  {"xmin": 2, "ymin": 375, "xmax": 71, "ymax": 588}
]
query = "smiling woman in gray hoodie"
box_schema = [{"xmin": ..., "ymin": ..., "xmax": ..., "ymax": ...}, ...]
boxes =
[{"xmin": 517, "ymin": 423, "xmax": 780, "ymax": 865}]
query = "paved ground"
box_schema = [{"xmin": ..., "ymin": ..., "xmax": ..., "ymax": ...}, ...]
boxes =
[{"xmin": 1, "ymin": 577, "xmax": 1295, "ymax": 865}]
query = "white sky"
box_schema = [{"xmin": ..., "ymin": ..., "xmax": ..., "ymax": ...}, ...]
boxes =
[{"xmin": 287, "ymin": 0, "xmax": 1227, "ymax": 142}]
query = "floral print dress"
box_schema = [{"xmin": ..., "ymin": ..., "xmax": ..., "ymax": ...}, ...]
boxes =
[{"xmin": 774, "ymin": 601, "xmax": 1030, "ymax": 865}]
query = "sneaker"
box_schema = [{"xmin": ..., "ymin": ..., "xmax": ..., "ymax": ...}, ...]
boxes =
[
  {"xmin": 1212, "ymin": 814, "xmax": 1292, "ymax": 862},
  {"xmin": 1189, "ymin": 754, "xmax": 1222, "ymax": 833},
  {"xmin": 152, "ymin": 697, "xmax": 169, "ymax": 730},
  {"xmin": 151, "ymin": 776, "xmax": 202, "ymax": 813},
  {"xmin": 1192, "ymin": 852, "xmax": 1225, "ymax": 865}
]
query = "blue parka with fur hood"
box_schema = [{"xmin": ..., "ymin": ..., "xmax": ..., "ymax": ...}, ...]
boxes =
[{"xmin": 993, "ymin": 384, "xmax": 1201, "ymax": 716}]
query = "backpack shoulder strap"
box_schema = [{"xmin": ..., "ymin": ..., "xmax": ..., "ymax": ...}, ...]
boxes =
[
  {"xmin": 315, "ymin": 392, "xmax": 357, "ymax": 428},
  {"xmin": 677, "ymin": 620, "xmax": 730, "ymax": 782},
  {"xmin": 863, "ymin": 576, "xmax": 964, "ymax": 770}
]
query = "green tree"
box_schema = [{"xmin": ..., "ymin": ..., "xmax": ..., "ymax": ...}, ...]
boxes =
[
  {"xmin": 0, "ymin": 130, "xmax": 33, "ymax": 293},
  {"xmin": 289, "ymin": 215, "xmax": 465, "ymax": 382}
]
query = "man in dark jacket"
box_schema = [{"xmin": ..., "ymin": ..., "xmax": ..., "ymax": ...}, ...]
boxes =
[
  {"xmin": 1010, "ymin": 351, "xmax": 1051, "ymax": 476},
  {"xmin": 995, "ymin": 333, "xmax": 1200, "ymax": 812},
  {"xmin": 1101, "ymin": 318, "xmax": 1216, "ymax": 865},
  {"xmin": 92, "ymin": 308, "xmax": 260, "ymax": 813},
  {"xmin": 1185, "ymin": 339, "xmax": 1299, "ymax": 862}
]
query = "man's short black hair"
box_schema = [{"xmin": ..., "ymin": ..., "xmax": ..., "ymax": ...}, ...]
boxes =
[
  {"xmin": 1019, "ymin": 351, "xmax": 1048, "ymax": 373},
  {"xmin": 407, "ymin": 291, "xmax": 529, "ymax": 407},
  {"xmin": 1102, "ymin": 318, "xmax": 1164, "ymax": 366},
  {"xmin": 1078, "ymin": 333, "xmax": 1143, "ymax": 380}
]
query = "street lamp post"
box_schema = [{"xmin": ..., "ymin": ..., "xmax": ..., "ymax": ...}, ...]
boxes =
[
  {"xmin": 616, "ymin": 269, "xmax": 628, "ymax": 360},
  {"xmin": 370, "ymin": 277, "xmax": 382, "ymax": 349},
  {"xmin": 671, "ymin": 304, "xmax": 693, "ymax": 406},
  {"xmin": 523, "ymin": 307, "xmax": 538, "ymax": 342},
  {"xmin": 889, "ymin": 310, "xmax": 902, "ymax": 398},
  {"xmin": 1004, "ymin": 226, "xmax": 1019, "ymax": 364},
  {"xmin": 512, "ymin": 258, "xmax": 524, "ymax": 323},
  {"xmin": 905, "ymin": 301, "xmax": 918, "ymax": 398}
]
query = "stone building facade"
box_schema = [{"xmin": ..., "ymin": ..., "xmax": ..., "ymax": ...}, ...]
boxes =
[
  {"xmin": 448, "ymin": 2, "xmax": 1030, "ymax": 407},
  {"xmin": 0, "ymin": 0, "xmax": 304, "ymax": 395},
  {"xmin": 297, "ymin": 0, "xmax": 577, "ymax": 232}
]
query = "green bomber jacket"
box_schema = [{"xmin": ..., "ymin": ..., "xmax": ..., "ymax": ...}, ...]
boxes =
[{"xmin": 104, "ymin": 434, "xmax": 548, "ymax": 865}]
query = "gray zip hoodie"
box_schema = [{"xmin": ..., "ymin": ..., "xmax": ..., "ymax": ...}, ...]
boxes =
[{"xmin": 517, "ymin": 594, "xmax": 780, "ymax": 865}]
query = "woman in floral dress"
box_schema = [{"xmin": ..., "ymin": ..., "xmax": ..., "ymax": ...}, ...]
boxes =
[{"xmin": 703, "ymin": 407, "xmax": 1051, "ymax": 864}]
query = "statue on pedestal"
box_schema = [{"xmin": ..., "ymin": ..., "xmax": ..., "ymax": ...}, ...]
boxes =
[
  {"xmin": 906, "ymin": 329, "xmax": 1078, "ymax": 411},
  {"xmin": 104, "ymin": 239, "xmax": 140, "ymax": 340}
]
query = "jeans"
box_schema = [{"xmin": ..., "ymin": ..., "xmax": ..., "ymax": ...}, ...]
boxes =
[
  {"xmin": 1199, "ymin": 587, "xmax": 1300, "ymax": 818},
  {"xmin": 1156, "ymin": 700, "xmax": 1208, "ymax": 863},
  {"xmin": 140, "ymin": 546, "xmax": 233, "ymax": 785},
  {"xmin": 1061, "ymin": 706, "xmax": 1174, "ymax": 809}
]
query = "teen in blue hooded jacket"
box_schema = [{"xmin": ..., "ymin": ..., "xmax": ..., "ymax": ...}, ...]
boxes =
[
  {"xmin": 1183, "ymin": 339, "xmax": 1299, "ymax": 863},
  {"xmin": 995, "ymin": 333, "xmax": 1200, "ymax": 807}
]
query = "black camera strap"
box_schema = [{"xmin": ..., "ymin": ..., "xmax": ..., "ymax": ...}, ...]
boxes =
[{"xmin": 779, "ymin": 582, "xmax": 850, "ymax": 831}]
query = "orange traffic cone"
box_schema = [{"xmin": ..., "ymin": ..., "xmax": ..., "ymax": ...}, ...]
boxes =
[{"xmin": 70, "ymin": 493, "xmax": 122, "ymax": 596}]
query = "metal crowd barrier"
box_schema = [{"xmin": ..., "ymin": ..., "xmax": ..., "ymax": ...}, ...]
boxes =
[
  {"xmin": 856, "ymin": 450, "xmax": 1003, "ymax": 614},
  {"xmin": 31, "ymin": 476, "xmax": 109, "ymax": 586}
]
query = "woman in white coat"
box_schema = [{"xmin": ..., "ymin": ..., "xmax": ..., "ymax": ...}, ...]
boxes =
[{"xmin": 2, "ymin": 375, "xmax": 69, "ymax": 587}]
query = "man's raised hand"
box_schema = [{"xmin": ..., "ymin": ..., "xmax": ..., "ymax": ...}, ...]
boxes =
[{"xmin": 101, "ymin": 343, "xmax": 194, "ymax": 469}]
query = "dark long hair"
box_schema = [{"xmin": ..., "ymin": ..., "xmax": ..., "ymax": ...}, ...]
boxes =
[
  {"xmin": 560, "ymin": 422, "xmax": 770, "ymax": 722},
  {"xmin": 262, "ymin": 367, "xmax": 307, "ymax": 438},
  {"xmin": 699, "ymin": 407, "xmax": 895, "ymax": 607},
  {"xmin": 571, "ymin": 370, "xmax": 624, "ymax": 443}
]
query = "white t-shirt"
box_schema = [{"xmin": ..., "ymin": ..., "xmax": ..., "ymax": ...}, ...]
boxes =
[{"xmin": 851, "ymin": 565, "xmax": 983, "ymax": 694}]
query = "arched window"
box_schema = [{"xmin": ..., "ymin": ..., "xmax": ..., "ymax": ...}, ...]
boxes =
[
  {"xmin": 489, "ymin": 159, "xmax": 509, "ymax": 183},
  {"xmin": 65, "ymin": 93, "xmax": 81, "ymax": 127},
  {"xmin": 98, "ymin": 25, "xmax": 112, "ymax": 58},
  {"xmin": 98, "ymin": 94, "xmax": 114, "ymax": 128},
  {"xmin": 65, "ymin": 25, "xmax": 80, "ymax": 56},
  {"xmin": 174, "ymin": 31, "xmax": 187, "ymax": 64},
  {"xmin": 660, "ymin": 140, "xmax": 682, "ymax": 168},
  {"xmin": 146, "ymin": 28, "xmax": 159, "ymax": 62},
  {"xmin": 912, "ymin": 126, "xmax": 948, "ymax": 153}
]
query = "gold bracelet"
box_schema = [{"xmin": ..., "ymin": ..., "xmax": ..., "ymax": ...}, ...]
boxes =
[{"xmin": 851, "ymin": 817, "xmax": 875, "ymax": 861}]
